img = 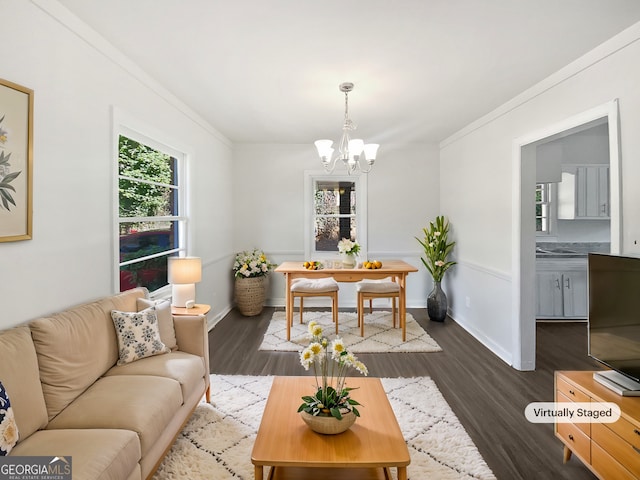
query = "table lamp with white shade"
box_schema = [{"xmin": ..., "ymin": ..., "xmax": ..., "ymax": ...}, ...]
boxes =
[{"xmin": 168, "ymin": 257, "xmax": 202, "ymax": 308}]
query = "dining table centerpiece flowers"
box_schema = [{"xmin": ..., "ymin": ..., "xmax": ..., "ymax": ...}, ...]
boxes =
[
  {"xmin": 416, "ymin": 215, "xmax": 457, "ymax": 322},
  {"xmin": 337, "ymin": 238, "xmax": 360, "ymax": 268},
  {"xmin": 232, "ymin": 248, "xmax": 276, "ymax": 316},
  {"xmin": 298, "ymin": 321, "xmax": 368, "ymax": 434}
]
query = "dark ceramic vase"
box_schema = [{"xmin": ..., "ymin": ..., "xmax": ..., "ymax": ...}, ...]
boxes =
[{"xmin": 427, "ymin": 281, "xmax": 448, "ymax": 322}]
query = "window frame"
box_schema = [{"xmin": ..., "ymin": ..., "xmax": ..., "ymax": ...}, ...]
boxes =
[
  {"xmin": 535, "ymin": 182, "xmax": 558, "ymax": 237},
  {"xmin": 304, "ymin": 171, "xmax": 367, "ymax": 260},
  {"xmin": 113, "ymin": 116, "xmax": 188, "ymax": 296}
]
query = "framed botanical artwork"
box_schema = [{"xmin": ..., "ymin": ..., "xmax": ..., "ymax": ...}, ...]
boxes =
[{"xmin": 0, "ymin": 78, "xmax": 33, "ymax": 242}]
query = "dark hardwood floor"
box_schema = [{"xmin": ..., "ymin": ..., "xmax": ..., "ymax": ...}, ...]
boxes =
[{"xmin": 209, "ymin": 308, "xmax": 602, "ymax": 480}]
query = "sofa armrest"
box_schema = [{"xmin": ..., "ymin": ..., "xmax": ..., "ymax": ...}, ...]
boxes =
[{"xmin": 173, "ymin": 315, "xmax": 210, "ymax": 398}]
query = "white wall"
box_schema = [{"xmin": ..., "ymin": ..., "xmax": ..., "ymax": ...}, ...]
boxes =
[
  {"xmin": 0, "ymin": 0, "xmax": 234, "ymax": 330},
  {"xmin": 440, "ymin": 21, "xmax": 640, "ymax": 367},
  {"xmin": 232, "ymin": 143, "xmax": 441, "ymax": 308}
]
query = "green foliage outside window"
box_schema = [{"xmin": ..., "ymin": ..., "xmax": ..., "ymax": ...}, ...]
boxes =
[
  {"xmin": 117, "ymin": 135, "xmax": 178, "ymax": 292},
  {"xmin": 118, "ymin": 136, "xmax": 175, "ymax": 229}
]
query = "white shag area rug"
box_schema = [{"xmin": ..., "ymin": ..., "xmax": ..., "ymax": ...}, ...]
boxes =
[
  {"xmin": 258, "ymin": 310, "xmax": 442, "ymax": 353},
  {"xmin": 153, "ymin": 375, "xmax": 496, "ymax": 480}
]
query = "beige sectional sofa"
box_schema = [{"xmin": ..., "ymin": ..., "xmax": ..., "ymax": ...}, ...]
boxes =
[{"xmin": 0, "ymin": 287, "xmax": 210, "ymax": 480}]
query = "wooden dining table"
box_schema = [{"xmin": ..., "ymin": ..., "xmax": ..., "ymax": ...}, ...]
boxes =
[{"xmin": 274, "ymin": 260, "xmax": 418, "ymax": 341}]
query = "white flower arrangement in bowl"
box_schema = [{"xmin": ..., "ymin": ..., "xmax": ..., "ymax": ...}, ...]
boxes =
[{"xmin": 298, "ymin": 321, "xmax": 368, "ymax": 422}]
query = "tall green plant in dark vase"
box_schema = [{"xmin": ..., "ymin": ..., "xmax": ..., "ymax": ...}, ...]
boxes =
[{"xmin": 416, "ymin": 216, "xmax": 456, "ymax": 322}]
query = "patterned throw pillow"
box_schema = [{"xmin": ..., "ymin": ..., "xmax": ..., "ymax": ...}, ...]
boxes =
[
  {"xmin": 111, "ymin": 308, "xmax": 170, "ymax": 365},
  {"xmin": 0, "ymin": 381, "xmax": 19, "ymax": 456}
]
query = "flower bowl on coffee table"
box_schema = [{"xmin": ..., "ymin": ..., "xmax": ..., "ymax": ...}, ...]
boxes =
[
  {"xmin": 297, "ymin": 321, "xmax": 368, "ymax": 434},
  {"xmin": 299, "ymin": 409, "xmax": 357, "ymax": 435}
]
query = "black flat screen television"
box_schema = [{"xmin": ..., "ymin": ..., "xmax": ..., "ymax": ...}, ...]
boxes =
[{"xmin": 588, "ymin": 253, "xmax": 640, "ymax": 386}]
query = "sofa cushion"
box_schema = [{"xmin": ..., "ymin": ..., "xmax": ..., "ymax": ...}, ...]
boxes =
[
  {"xmin": 0, "ymin": 326, "xmax": 48, "ymax": 438},
  {"xmin": 137, "ymin": 298, "xmax": 177, "ymax": 350},
  {"xmin": 47, "ymin": 375, "xmax": 182, "ymax": 457},
  {"xmin": 105, "ymin": 351, "xmax": 205, "ymax": 401},
  {"xmin": 0, "ymin": 381, "xmax": 18, "ymax": 455},
  {"xmin": 111, "ymin": 309, "xmax": 169, "ymax": 365},
  {"xmin": 10, "ymin": 428, "xmax": 141, "ymax": 480},
  {"xmin": 30, "ymin": 288, "xmax": 148, "ymax": 420}
]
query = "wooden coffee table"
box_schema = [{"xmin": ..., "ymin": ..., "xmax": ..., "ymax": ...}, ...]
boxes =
[{"xmin": 251, "ymin": 376, "xmax": 410, "ymax": 480}]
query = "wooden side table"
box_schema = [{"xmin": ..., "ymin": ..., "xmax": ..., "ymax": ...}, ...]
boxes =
[{"xmin": 171, "ymin": 304, "xmax": 211, "ymax": 316}]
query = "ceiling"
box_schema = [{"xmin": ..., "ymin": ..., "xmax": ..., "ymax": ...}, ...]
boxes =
[{"xmin": 56, "ymin": 0, "xmax": 640, "ymax": 145}]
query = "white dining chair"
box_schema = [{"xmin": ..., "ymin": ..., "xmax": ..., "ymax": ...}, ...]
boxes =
[
  {"xmin": 290, "ymin": 278, "xmax": 340, "ymax": 334},
  {"xmin": 355, "ymin": 279, "xmax": 400, "ymax": 337}
]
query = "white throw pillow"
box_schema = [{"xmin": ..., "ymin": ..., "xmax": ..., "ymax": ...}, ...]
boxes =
[
  {"xmin": 111, "ymin": 308, "xmax": 170, "ymax": 365},
  {"xmin": 136, "ymin": 298, "xmax": 178, "ymax": 350}
]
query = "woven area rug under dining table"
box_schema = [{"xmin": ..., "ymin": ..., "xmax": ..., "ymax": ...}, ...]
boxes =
[
  {"xmin": 258, "ymin": 310, "xmax": 443, "ymax": 353},
  {"xmin": 153, "ymin": 374, "xmax": 496, "ymax": 480}
]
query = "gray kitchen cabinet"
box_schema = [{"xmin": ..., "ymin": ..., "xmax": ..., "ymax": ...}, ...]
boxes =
[
  {"xmin": 558, "ymin": 165, "xmax": 609, "ymax": 220},
  {"xmin": 576, "ymin": 165, "xmax": 609, "ymax": 218},
  {"xmin": 536, "ymin": 259, "xmax": 588, "ymax": 319},
  {"xmin": 560, "ymin": 270, "xmax": 587, "ymax": 317},
  {"xmin": 536, "ymin": 271, "xmax": 564, "ymax": 317}
]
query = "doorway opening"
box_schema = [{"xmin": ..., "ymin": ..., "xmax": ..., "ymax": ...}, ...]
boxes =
[{"xmin": 511, "ymin": 100, "xmax": 621, "ymax": 371}]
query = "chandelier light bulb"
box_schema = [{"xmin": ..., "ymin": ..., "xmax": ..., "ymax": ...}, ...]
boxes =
[
  {"xmin": 314, "ymin": 139, "xmax": 333, "ymax": 159},
  {"xmin": 363, "ymin": 143, "xmax": 379, "ymax": 162},
  {"xmin": 348, "ymin": 139, "xmax": 364, "ymax": 156}
]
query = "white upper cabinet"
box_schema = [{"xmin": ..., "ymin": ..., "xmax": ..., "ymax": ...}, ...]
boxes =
[
  {"xmin": 576, "ymin": 166, "xmax": 609, "ymax": 218},
  {"xmin": 558, "ymin": 164, "xmax": 609, "ymax": 220}
]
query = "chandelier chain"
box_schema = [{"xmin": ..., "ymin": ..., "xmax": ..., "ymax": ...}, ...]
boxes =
[{"xmin": 344, "ymin": 90, "xmax": 349, "ymax": 124}]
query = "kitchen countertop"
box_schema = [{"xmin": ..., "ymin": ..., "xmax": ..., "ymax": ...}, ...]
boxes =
[{"xmin": 535, "ymin": 242, "xmax": 610, "ymax": 259}]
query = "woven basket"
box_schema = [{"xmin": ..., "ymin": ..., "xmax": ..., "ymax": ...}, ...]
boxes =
[
  {"xmin": 234, "ymin": 276, "xmax": 267, "ymax": 316},
  {"xmin": 300, "ymin": 410, "xmax": 356, "ymax": 435}
]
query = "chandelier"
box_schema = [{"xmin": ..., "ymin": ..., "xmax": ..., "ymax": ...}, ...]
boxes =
[{"xmin": 314, "ymin": 82, "xmax": 379, "ymax": 175}]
